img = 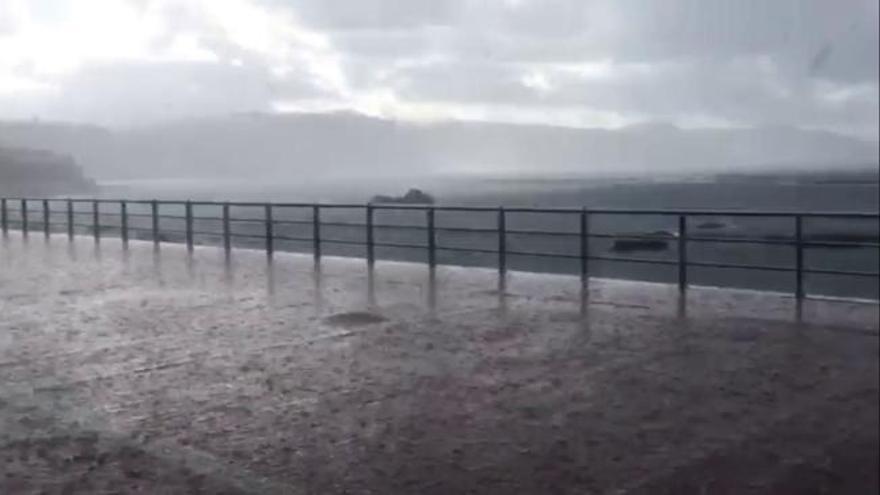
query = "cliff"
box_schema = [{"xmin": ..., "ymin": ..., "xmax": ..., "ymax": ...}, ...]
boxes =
[{"xmin": 0, "ymin": 147, "xmax": 97, "ymax": 196}]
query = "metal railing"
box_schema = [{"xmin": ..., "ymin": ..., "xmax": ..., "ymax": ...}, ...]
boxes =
[{"xmin": 1, "ymin": 197, "xmax": 878, "ymax": 299}]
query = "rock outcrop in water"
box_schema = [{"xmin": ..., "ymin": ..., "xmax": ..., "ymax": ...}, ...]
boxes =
[
  {"xmin": 370, "ymin": 188, "xmax": 435, "ymax": 205},
  {"xmin": 0, "ymin": 147, "xmax": 96, "ymax": 196}
]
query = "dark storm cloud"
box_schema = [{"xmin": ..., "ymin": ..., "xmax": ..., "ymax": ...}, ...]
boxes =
[
  {"xmin": 307, "ymin": 0, "xmax": 878, "ymax": 135},
  {"xmin": 291, "ymin": 0, "xmax": 876, "ymax": 76}
]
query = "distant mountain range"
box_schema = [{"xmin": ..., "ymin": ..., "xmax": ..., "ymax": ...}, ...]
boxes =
[{"xmin": 1, "ymin": 112, "xmax": 877, "ymax": 181}]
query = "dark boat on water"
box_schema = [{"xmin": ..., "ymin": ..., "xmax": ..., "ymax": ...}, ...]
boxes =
[{"xmin": 610, "ymin": 230, "xmax": 677, "ymax": 252}]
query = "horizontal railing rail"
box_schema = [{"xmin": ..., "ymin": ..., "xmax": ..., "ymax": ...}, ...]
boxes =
[{"xmin": 1, "ymin": 197, "xmax": 878, "ymax": 300}]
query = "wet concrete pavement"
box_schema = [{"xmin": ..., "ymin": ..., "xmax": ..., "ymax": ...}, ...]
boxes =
[{"xmin": 1, "ymin": 231, "xmax": 878, "ymax": 494}]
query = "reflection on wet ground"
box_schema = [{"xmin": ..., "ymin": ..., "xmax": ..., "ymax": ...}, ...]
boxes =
[{"xmin": 1, "ymin": 232, "xmax": 878, "ymax": 494}]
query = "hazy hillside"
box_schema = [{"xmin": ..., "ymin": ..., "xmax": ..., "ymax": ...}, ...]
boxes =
[
  {"xmin": 0, "ymin": 146, "xmax": 96, "ymax": 196},
  {"xmin": 1, "ymin": 113, "xmax": 877, "ymax": 181}
]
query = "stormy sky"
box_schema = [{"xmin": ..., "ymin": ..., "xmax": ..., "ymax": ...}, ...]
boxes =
[{"xmin": 1, "ymin": 0, "xmax": 878, "ymax": 139}]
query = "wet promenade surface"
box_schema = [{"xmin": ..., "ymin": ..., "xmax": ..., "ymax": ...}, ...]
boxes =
[{"xmin": 1, "ymin": 232, "xmax": 878, "ymax": 494}]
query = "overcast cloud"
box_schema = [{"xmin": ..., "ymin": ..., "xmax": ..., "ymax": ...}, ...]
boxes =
[{"xmin": 0, "ymin": 0, "xmax": 877, "ymax": 138}]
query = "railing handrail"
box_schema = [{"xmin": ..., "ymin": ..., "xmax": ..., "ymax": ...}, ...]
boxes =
[
  {"xmin": 1, "ymin": 196, "xmax": 878, "ymax": 218},
  {"xmin": 2, "ymin": 196, "xmax": 878, "ymax": 300}
]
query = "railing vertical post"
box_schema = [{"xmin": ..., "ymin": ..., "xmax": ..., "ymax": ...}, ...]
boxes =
[
  {"xmin": 120, "ymin": 200, "xmax": 128, "ymax": 246},
  {"xmin": 92, "ymin": 200, "xmax": 100, "ymax": 242},
  {"xmin": 264, "ymin": 203, "xmax": 274, "ymax": 256},
  {"xmin": 678, "ymin": 215, "xmax": 687, "ymax": 293},
  {"xmin": 21, "ymin": 199, "xmax": 28, "ymax": 234},
  {"xmin": 580, "ymin": 208, "xmax": 589, "ymax": 282},
  {"xmin": 66, "ymin": 199, "xmax": 74, "ymax": 239},
  {"xmin": 151, "ymin": 200, "xmax": 160, "ymax": 247},
  {"xmin": 222, "ymin": 203, "xmax": 231, "ymax": 253},
  {"xmin": 427, "ymin": 207, "xmax": 436, "ymax": 268},
  {"xmin": 1, "ymin": 198, "xmax": 6, "ymax": 234},
  {"xmin": 795, "ymin": 215, "xmax": 804, "ymax": 299},
  {"xmin": 366, "ymin": 204, "xmax": 375, "ymax": 265},
  {"xmin": 185, "ymin": 200, "xmax": 194, "ymax": 251},
  {"xmin": 42, "ymin": 199, "xmax": 50, "ymax": 237},
  {"xmin": 312, "ymin": 205, "xmax": 321, "ymax": 261},
  {"xmin": 498, "ymin": 207, "xmax": 506, "ymax": 274}
]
